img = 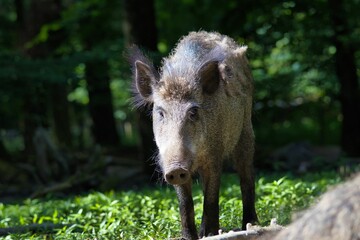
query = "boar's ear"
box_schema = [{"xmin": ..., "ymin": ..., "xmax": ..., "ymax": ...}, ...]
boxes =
[
  {"xmin": 199, "ymin": 61, "xmax": 220, "ymax": 95},
  {"xmin": 127, "ymin": 45, "xmax": 158, "ymax": 107},
  {"xmin": 134, "ymin": 60, "xmax": 157, "ymax": 99}
]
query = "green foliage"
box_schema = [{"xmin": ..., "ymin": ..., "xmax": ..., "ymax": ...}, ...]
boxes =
[
  {"xmin": 1, "ymin": 0, "xmax": 359, "ymax": 151},
  {"xmin": 0, "ymin": 171, "xmax": 342, "ymax": 239},
  {"xmin": 153, "ymin": 0, "xmax": 360, "ymax": 149},
  {"xmin": 255, "ymin": 172, "xmax": 341, "ymax": 224}
]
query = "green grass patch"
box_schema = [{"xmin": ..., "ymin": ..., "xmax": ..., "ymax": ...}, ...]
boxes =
[{"xmin": 0, "ymin": 171, "xmax": 342, "ymax": 239}]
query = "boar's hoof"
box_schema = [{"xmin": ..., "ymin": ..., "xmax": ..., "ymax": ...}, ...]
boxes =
[{"xmin": 165, "ymin": 168, "xmax": 190, "ymax": 185}]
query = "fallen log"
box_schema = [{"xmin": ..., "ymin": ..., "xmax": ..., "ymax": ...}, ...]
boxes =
[
  {"xmin": 200, "ymin": 230, "xmax": 259, "ymax": 240},
  {"xmin": 201, "ymin": 218, "xmax": 284, "ymax": 240}
]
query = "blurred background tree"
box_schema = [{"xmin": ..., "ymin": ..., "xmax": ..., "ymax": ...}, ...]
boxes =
[{"xmin": 0, "ymin": 0, "xmax": 359, "ymax": 192}]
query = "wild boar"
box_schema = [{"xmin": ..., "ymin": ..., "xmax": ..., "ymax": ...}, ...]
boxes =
[{"xmin": 129, "ymin": 31, "xmax": 258, "ymax": 239}]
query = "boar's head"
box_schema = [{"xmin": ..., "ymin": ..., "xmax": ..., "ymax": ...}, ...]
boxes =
[{"xmin": 129, "ymin": 46, "xmax": 225, "ymax": 185}]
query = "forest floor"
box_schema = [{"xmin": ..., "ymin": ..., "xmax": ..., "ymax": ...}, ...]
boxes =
[{"xmin": 1, "ymin": 169, "xmax": 357, "ymax": 239}]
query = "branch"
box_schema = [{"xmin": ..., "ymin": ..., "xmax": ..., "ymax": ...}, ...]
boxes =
[
  {"xmin": 0, "ymin": 223, "xmax": 73, "ymax": 236},
  {"xmin": 30, "ymin": 172, "xmax": 96, "ymax": 199}
]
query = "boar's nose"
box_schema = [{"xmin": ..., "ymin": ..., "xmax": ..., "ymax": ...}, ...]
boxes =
[{"xmin": 164, "ymin": 167, "xmax": 190, "ymax": 185}]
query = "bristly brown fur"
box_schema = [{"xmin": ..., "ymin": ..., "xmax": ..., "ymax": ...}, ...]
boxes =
[
  {"xmin": 158, "ymin": 46, "xmax": 226, "ymax": 101},
  {"xmin": 126, "ymin": 45, "xmax": 159, "ymax": 109},
  {"xmin": 161, "ymin": 45, "xmax": 226, "ymax": 81},
  {"xmin": 158, "ymin": 76, "xmax": 196, "ymax": 101},
  {"xmin": 194, "ymin": 45, "xmax": 226, "ymax": 75}
]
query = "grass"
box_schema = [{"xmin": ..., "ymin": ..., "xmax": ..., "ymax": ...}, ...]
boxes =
[{"xmin": 0, "ymin": 171, "xmax": 343, "ymax": 240}]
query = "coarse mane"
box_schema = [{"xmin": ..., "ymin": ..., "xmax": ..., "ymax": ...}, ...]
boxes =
[
  {"xmin": 158, "ymin": 45, "xmax": 226, "ymax": 101},
  {"xmin": 157, "ymin": 76, "xmax": 196, "ymax": 101},
  {"xmin": 162, "ymin": 41, "xmax": 226, "ymax": 79}
]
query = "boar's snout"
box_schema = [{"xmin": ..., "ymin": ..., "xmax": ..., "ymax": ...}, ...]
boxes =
[{"xmin": 164, "ymin": 167, "xmax": 190, "ymax": 185}]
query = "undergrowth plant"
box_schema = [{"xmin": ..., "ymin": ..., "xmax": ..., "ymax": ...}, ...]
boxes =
[{"xmin": 0, "ymin": 171, "xmax": 342, "ymax": 239}]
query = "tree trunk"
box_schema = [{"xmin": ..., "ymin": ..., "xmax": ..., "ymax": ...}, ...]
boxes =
[
  {"xmin": 78, "ymin": 1, "xmax": 120, "ymax": 148},
  {"xmin": 15, "ymin": 0, "xmax": 36, "ymax": 155},
  {"xmin": 19, "ymin": 0, "xmax": 72, "ymax": 154},
  {"xmin": 22, "ymin": 90, "xmax": 48, "ymax": 155},
  {"xmin": 85, "ymin": 59, "xmax": 119, "ymax": 146},
  {"xmin": 328, "ymin": 0, "xmax": 360, "ymax": 157},
  {"xmin": 123, "ymin": 0, "xmax": 158, "ymax": 50},
  {"xmin": 43, "ymin": 1, "xmax": 73, "ymax": 150},
  {"xmin": 50, "ymin": 83, "xmax": 73, "ymax": 148},
  {"xmin": 123, "ymin": 0, "xmax": 159, "ymax": 178},
  {"xmin": 0, "ymin": 139, "xmax": 9, "ymax": 159}
]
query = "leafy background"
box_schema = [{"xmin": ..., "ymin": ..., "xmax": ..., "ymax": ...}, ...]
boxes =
[{"xmin": 0, "ymin": 0, "xmax": 359, "ymax": 239}]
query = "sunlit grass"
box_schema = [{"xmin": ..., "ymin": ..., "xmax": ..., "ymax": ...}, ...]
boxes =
[{"xmin": 0, "ymin": 171, "xmax": 342, "ymax": 239}]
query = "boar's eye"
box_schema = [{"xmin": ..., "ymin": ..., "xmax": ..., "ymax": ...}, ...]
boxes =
[
  {"xmin": 188, "ymin": 106, "xmax": 199, "ymax": 121},
  {"xmin": 155, "ymin": 107, "xmax": 165, "ymax": 120}
]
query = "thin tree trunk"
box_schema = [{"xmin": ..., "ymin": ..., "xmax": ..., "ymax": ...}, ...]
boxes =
[
  {"xmin": 85, "ymin": 59, "xmax": 119, "ymax": 146},
  {"xmin": 51, "ymin": 83, "xmax": 73, "ymax": 148},
  {"xmin": 123, "ymin": 0, "xmax": 159, "ymax": 178},
  {"xmin": 78, "ymin": 1, "xmax": 120, "ymax": 148},
  {"xmin": 45, "ymin": 1, "xmax": 73, "ymax": 149},
  {"xmin": 328, "ymin": 0, "xmax": 360, "ymax": 157},
  {"xmin": 22, "ymin": 90, "xmax": 48, "ymax": 155},
  {"xmin": 15, "ymin": 0, "xmax": 40, "ymax": 155},
  {"xmin": 20, "ymin": 0, "xmax": 72, "ymax": 160},
  {"xmin": 0, "ymin": 139, "xmax": 9, "ymax": 159},
  {"xmin": 123, "ymin": 0, "xmax": 158, "ymax": 50}
]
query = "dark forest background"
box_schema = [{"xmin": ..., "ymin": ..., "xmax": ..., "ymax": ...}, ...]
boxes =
[{"xmin": 0, "ymin": 0, "xmax": 359, "ymax": 197}]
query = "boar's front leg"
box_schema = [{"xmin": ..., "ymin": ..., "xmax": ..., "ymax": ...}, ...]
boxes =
[
  {"xmin": 175, "ymin": 181, "xmax": 198, "ymax": 240},
  {"xmin": 199, "ymin": 166, "xmax": 221, "ymax": 237}
]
